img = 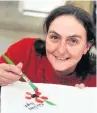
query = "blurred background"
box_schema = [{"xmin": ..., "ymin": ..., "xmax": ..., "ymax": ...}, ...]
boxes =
[{"xmin": 0, "ymin": 0, "xmax": 96, "ymax": 54}]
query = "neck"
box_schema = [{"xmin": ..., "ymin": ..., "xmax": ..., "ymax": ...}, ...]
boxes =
[{"xmin": 56, "ymin": 66, "xmax": 76, "ymax": 76}]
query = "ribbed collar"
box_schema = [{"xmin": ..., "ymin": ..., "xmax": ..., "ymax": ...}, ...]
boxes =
[{"xmin": 41, "ymin": 56, "xmax": 81, "ymax": 85}]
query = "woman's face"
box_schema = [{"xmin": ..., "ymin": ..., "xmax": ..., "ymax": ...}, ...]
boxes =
[{"xmin": 46, "ymin": 15, "xmax": 90, "ymax": 74}]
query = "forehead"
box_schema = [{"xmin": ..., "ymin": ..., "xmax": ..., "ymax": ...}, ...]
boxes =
[{"xmin": 49, "ymin": 15, "xmax": 86, "ymax": 36}]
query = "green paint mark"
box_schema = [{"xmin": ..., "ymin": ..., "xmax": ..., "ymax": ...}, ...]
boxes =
[
  {"xmin": 45, "ymin": 100, "xmax": 56, "ymax": 106},
  {"xmin": 2, "ymin": 54, "xmax": 56, "ymax": 106}
]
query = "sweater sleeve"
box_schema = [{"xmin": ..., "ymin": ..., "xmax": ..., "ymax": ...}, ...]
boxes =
[
  {"xmin": 83, "ymin": 74, "xmax": 96, "ymax": 87},
  {"xmin": 0, "ymin": 37, "xmax": 38, "ymax": 72}
]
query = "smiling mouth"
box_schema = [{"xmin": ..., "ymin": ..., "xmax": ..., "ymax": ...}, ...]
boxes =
[{"xmin": 54, "ymin": 56, "xmax": 70, "ymax": 60}]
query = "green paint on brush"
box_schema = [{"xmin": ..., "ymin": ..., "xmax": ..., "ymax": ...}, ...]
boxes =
[
  {"xmin": 2, "ymin": 54, "xmax": 56, "ymax": 106},
  {"xmin": 21, "ymin": 74, "xmax": 37, "ymax": 91},
  {"xmin": 2, "ymin": 55, "xmax": 15, "ymax": 65}
]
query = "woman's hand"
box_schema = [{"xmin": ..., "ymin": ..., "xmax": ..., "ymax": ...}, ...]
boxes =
[
  {"xmin": 75, "ymin": 83, "xmax": 85, "ymax": 88},
  {"xmin": 0, "ymin": 62, "xmax": 23, "ymax": 86}
]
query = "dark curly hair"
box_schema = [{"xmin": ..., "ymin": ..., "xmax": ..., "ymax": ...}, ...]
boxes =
[{"xmin": 34, "ymin": 4, "xmax": 96, "ymax": 80}]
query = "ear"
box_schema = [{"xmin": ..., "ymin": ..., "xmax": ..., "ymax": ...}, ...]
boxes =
[{"xmin": 83, "ymin": 43, "xmax": 92, "ymax": 55}]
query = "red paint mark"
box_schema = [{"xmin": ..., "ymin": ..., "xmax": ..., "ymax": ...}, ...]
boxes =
[
  {"xmin": 26, "ymin": 92, "xmax": 31, "ymax": 95},
  {"xmin": 35, "ymin": 98, "xmax": 44, "ymax": 103},
  {"xmin": 25, "ymin": 96, "xmax": 32, "ymax": 99},
  {"xmin": 40, "ymin": 96, "xmax": 48, "ymax": 100},
  {"xmin": 35, "ymin": 91, "xmax": 41, "ymax": 96},
  {"xmin": 25, "ymin": 92, "xmax": 32, "ymax": 99}
]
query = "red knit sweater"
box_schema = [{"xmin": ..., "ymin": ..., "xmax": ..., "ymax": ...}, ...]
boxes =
[{"xmin": 0, "ymin": 38, "xmax": 96, "ymax": 87}]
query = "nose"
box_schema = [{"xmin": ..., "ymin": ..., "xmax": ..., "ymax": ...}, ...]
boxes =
[{"xmin": 57, "ymin": 42, "xmax": 66, "ymax": 55}]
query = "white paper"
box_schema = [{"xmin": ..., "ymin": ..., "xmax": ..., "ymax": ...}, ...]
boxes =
[{"xmin": 1, "ymin": 81, "xmax": 97, "ymax": 113}]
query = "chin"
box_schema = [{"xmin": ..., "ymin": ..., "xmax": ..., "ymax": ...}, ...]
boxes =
[{"xmin": 53, "ymin": 66, "xmax": 68, "ymax": 72}]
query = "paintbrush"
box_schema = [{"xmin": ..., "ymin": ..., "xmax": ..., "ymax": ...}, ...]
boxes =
[
  {"xmin": 2, "ymin": 54, "xmax": 56, "ymax": 106},
  {"xmin": 2, "ymin": 54, "xmax": 37, "ymax": 91}
]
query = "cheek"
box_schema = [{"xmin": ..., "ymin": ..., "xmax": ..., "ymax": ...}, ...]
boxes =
[
  {"xmin": 46, "ymin": 39, "xmax": 58, "ymax": 54},
  {"xmin": 68, "ymin": 46, "xmax": 86, "ymax": 59}
]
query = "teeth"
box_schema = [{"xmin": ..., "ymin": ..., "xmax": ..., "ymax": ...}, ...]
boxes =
[
  {"xmin": 55, "ymin": 56, "xmax": 68, "ymax": 60},
  {"xmin": 57, "ymin": 57, "xmax": 66, "ymax": 60}
]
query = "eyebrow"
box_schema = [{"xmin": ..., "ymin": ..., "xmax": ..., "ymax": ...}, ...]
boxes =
[
  {"xmin": 48, "ymin": 30, "xmax": 82, "ymax": 39},
  {"xmin": 68, "ymin": 35, "xmax": 82, "ymax": 39},
  {"xmin": 48, "ymin": 31, "xmax": 61, "ymax": 37}
]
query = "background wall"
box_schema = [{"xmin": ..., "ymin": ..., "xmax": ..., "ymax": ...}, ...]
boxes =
[
  {"xmin": 67, "ymin": 0, "xmax": 94, "ymax": 14},
  {"xmin": 0, "ymin": 1, "xmax": 44, "ymax": 54},
  {"xmin": 0, "ymin": 1, "xmax": 95, "ymax": 55}
]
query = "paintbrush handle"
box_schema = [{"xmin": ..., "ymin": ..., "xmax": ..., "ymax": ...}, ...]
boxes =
[
  {"xmin": 2, "ymin": 54, "xmax": 37, "ymax": 91},
  {"xmin": 21, "ymin": 73, "xmax": 37, "ymax": 91},
  {"xmin": 1, "ymin": 55, "xmax": 56, "ymax": 106}
]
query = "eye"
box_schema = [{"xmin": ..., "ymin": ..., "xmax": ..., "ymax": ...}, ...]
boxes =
[
  {"xmin": 67, "ymin": 38, "xmax": 78, "ymax": 45},
  {"xmin": 48, "ymin": 35, "xmax": 60, "ymax": 42},
  {"xmin": 50, "ymin": 35, "xmax": 58, "ymax": 40},
  {"xmin": 71, "ymin": 39, "xmax": 77, "ymax": 43}
]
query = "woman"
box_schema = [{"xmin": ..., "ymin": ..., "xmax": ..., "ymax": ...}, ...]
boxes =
[{"xmin": 0, "ymin": 4, "xmax": 96, "ymax": 87}]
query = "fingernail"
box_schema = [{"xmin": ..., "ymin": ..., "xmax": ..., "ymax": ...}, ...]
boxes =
[
  {"xmin": 75, "ymin": 84, "xmax": 79, "ymax": 87},
  {"xmin": 20, "ymin": 71, "xmax": 23, "ymax": 75},
  {"xmin": 80, "ymin": 83, "xmax": 85, "ymax": 88}
]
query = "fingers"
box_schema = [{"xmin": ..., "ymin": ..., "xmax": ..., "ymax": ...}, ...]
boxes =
[
  {"xmin": 0, "ymin": 69, "xmax": 21, "ymax": 80},
  {"xmin": 16, "ymin": 62, "xmax": 23, "ymax": 75},
  {"xmin": 0, "ymin": 76, "xmax": 17, "ymax": 86},
  {"xmin": 0, "ymin": 63, "xmax": 22, "ymax": 75},
  {"xmin": 17, "ymin": 62, "xmax": 23, "ymax": 69},
  {"xmin": 75, "ymin": 83, "xmax": 85, "ymax": 89},
  {"xmin": 0, "ymin": 62, "xmax": 23, "ymax": 86}
]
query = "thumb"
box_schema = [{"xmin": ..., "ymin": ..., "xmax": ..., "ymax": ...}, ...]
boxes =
[
  {"xmin": 17, "ymin": 62, "xmax": 23, "ymax": 69},
  {"xmin": 75, "ymin": 83, "xmax": 85, "ymax": 89}
]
